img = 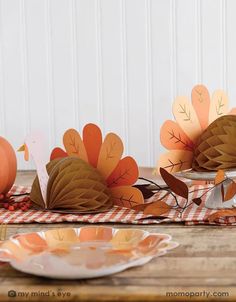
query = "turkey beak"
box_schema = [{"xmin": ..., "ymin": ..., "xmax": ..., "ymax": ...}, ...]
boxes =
[
  {"xmin": 18, "ymin": 144, "xmax": 25, "ymax": 152},
  {"xmin": 17, "ymin": 144, "xmax": 29, "ymax": 161}
]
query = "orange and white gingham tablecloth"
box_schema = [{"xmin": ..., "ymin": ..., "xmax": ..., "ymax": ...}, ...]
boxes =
[{"xmin": 0, "ymin": 185, "xmax": 234, "ymax": 225}]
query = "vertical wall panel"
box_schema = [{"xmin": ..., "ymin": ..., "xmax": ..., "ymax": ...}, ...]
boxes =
[
  {"xmin": 25, "ymin": 0, "xmax": 51, "ymax": 165},
  {"xmin": 125, "ymin": 0, "xmax": 150, "ymax": 166},
  {"xmin": 201, "ymin": 0, "xmax": 222, "ymax": 91},
  {"xmin": 0, "ymin": 0, "xmax": 236, "ymax": 169},
  {"xmin": 226, "ymin": 0, "xmax": 236, "ymax": 106},
  {"xmin": 1, "ymin": 0, "xmax": 28, "ymax": 169},
  {"xmin": 176, "ymin": 0, "xmax": 197, "ymax": 95},
  {"xmin": 48, "ymin": 0, "xmax": 75, "ymax": 147},
  {"xmin": 151, "ymin": 0, "xmax": 172, "ymax": 164},
  {"xmin": 99, "ymin": 0, "xmax": 124, "ymax": 140},
  {"xmin": 76, "ymin": 0, "xmax": 101, "ymax": 127}
]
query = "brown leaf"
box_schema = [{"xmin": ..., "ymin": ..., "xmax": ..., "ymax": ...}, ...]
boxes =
[
  {"xmin": 208, "ymin": 209, "xmax": 236, "ymax": 223},
  {"xmin": 132, "ymin": 203, "xmax": 149, "ymax": 212},
  {"xmin": 215, "ymin": 170, "xmax": 225, "ymax": 185},
  {"xmin": 221, "ymin": 184, "xmax": 225, "ymax": 201},
  {"xmin": 143, "ymin": 200, "xmax": 171, "ymax": 216},
  {"xmin": 192, "ymin": 197, "xmax": 202, "ymax": 206},
  {"xmin": 160, "ymin": 167, "xmax": 188, "ymax": 199},
  {"xmin": 133, "ymin": 185, "xmax": 155, "ymax": 199},
  {"xmin": 224, "ymin": 181, "xmax": 236, "ymax": 201}
]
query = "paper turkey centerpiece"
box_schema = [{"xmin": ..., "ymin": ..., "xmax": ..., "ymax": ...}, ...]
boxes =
[
  {"xmin": 158, "ymin": 84, "xmax": 236, "ymax": 173},
  {"xmin": 19, "ymin": 124, "xmax": 144, "ymax": 213}
]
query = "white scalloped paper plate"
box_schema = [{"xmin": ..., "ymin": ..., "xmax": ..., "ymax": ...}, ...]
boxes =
[{"xmin": 0, "ymin": 226, "xmax": 178, "ymax": 279}]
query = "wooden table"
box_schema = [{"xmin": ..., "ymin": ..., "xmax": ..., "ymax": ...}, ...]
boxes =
[{"xmin": 0, "ymin": 171, "xmax": 235, "ymax": 301}]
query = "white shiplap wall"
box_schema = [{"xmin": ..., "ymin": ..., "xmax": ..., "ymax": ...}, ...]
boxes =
[{"xmin": 0, "ymin": 0, "xmax": 236, "ymax": 170}]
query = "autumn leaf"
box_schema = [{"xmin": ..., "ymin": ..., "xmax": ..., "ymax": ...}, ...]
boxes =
[
  {"xmin": 133, "ymin": 185, "xmax": 155, "ymax": 199},
  {"xmin": 83, "ymin": 123, "xmax": 102, "ymax": 168},
  {"xmin": 215, "ymin": 170, "xmax": 225, "ymax": 185},
  {"xmin": 160, "ymin": 167, "xmax": 189, "ymax": 199},
  {"xmin": 208, "ymin": 209, "xmax": 236, "ymax": 223},
  {"xmin": 160, "ymin": 120, "xmax": 194, "ymax": 151},
  {"xmin": 63, "ymin": 129, "xmax": 88, "ymax": 162},
  {"xmin": 50, "ymin": 147, "xmax": 68, "ymax": 161},
  {"xmin": 97, "ymin": 133, "xmax": 123, "ymax": 179},
  {"xmin": 143, "ymin": 201, "xmax": 171, "ymax": 216},
  {"xmin": 224, "ymin": 181, "xmax": 236, "ymax": 201},
  {"xmin": 132, "ymin": 203, "xmax": 148, "ymax": 212},
  {"xmin": 221, "ymin": 184, "xmax": 225, "ymax": 201},
  {"xmin": 192, "ymin": 197, "xmax": 202, "ymax": 206},
  {"xmin": 110, "ymin": 186, "xmax": 144, "ymax": 208},
  {"xmin": 106, "ymin": 156, "xmax": 139, "ymax": 188}
]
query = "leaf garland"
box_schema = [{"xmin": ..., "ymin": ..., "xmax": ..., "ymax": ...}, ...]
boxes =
[
  {"xmin": 224, "ymin": 181, "xmax": 236, "ymax": 202},
  {"xmin": 136, "ymin": 168, "xmax": 236, "ymax": 223},
  {"xmin": 143, "ymin": 201, "xmax": 172, "ymax": 216},
  {"xmin": 214, "ymin": 170, "xmax": 225, "ymax": 185},
  {"xmin": 160, "ymin": 168, "xmax": 188, "ymax": 199}
]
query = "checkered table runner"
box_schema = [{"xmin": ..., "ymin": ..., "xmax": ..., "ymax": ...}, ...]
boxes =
[{"xmin": 0, "ymin": 185, "xmax": 235, "ymax": 225}]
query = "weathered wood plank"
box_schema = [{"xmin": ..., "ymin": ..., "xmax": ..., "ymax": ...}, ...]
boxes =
[{"xmin": 0, "ymin": 285, "xmax": 234, "ymax": 302}]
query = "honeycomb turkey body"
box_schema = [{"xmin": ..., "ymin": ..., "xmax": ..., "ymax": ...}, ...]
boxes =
[
  {"xmin": 192, "ymin": 115, "xmax": 236, "ymax": 171},
  {"xmin": 30, "ymin": 157, "xmax": 113, "ymax": 212}
]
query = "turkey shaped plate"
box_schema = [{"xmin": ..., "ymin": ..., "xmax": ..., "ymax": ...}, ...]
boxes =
[{"xmin": 0, "ymin": 226, "xmax": 178, "ymax": 279}]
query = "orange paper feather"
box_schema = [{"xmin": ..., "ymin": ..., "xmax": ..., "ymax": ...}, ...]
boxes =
[
  {"xmin": 160, "ymin": 120, "xmax": 194, "ymax": 151},
  {"xmin": 157, "ymin": 150, "xmax": 193, "ymax": 173},
  {"xmin": 63, "ymin": 129, "xmax": 88, "ymax": 162},
  {"xmin": 209, "ymin": 90, "xmax": 229, "ymax": 124},
  {"xmin": 83, "ymin": 123, "xmax": 102, "ymax": 168},
  {"xmin": 110, "ymin": 186, "xmax": 144, "ymax": 208},
  {"xmin": 172, "ymin": 96, "xmax": 202, "ymax": 142},
  {"xmin": 97, "ymin": 133, "xmax": 123, "ymax": 179},
  {"xmin": 191, "ymin": 84, "xmax": 210, "ymax": 130},
  {"xmin": 106, "ymin": 156, "xmax": 139, "ymax": 187},
  {"xmin": 50, "ymin": 147, "xmax": 68, "ymax": 161}
]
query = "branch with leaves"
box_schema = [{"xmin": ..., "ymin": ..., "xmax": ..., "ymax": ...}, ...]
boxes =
[{"xmin": 135, "ymin": 168, "xmax": 236, "ymax": 220}]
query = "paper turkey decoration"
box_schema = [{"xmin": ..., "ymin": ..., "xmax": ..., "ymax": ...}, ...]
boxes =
[
  {"xmin": 19, "ymin": 124, "xmax": 144, "ymax": 213},
  {"xmin": 157, "ymin": 84, "xmax": 236, "ymax": 173}
]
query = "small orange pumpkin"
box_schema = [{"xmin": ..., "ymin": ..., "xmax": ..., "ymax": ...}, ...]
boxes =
[{"xmin": 0, "ymin": 137, "xmax": 17, "ymax": 194}]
